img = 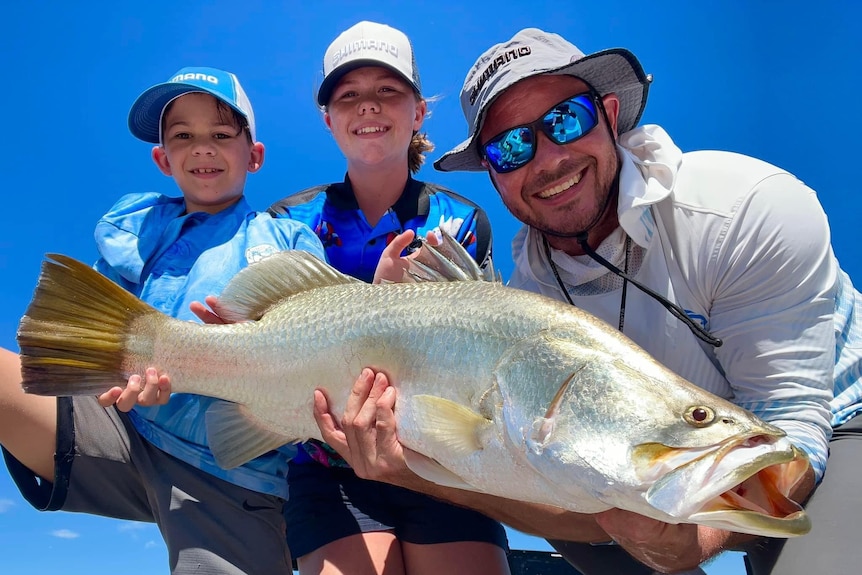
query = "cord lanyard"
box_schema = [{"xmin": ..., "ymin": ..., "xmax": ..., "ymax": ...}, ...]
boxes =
[
  {"xmin": 542, "ymin": 234, "xmax": 722, "ymax": 347},
  {"xmin": 544, "ymin": 236, "xmax": 630, "ymax": 333}
]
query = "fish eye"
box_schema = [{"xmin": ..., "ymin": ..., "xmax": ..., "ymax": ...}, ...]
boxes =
[{"xmin": 683, "ymin": 405, "xmax": 715, "ymax": 427}]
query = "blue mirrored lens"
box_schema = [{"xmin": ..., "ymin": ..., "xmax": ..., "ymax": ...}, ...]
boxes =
[
  {"xmin": 483, "ymin": 94, "xmax": 598, "ymax": 173},
  {"xmin": 485, "ymin": 127, "xmax": 534, "ymax": 173},
  {"xmin": 546, "ymin": 98, "xmax": 594, "ymax": 143}
]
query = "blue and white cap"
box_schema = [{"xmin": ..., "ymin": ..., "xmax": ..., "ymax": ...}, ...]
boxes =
[{"xmin": 128, "ymin": 66, "xmax": 256, "ymax": 144}]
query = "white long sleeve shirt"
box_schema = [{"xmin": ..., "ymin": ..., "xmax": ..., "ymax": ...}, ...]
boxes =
[{"xmin": 509, "ymin": 125, "xmax": 861, "ymax": 482}]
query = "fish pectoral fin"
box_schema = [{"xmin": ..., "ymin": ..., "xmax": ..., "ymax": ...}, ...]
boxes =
[
  {"xmin": 205, "ymin": 401, "xmax": 297, "ymax": 469},
  {"xmin": 411, "ymin": 395, "xmax": 492, "ymax": 455},
  {"xmin": 403, "ymin": 449, "xmax": 475, "ymax": 490}
]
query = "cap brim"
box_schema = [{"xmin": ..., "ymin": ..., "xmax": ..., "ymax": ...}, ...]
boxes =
[
  {"xmin": 317, "ymin": 59, "xmax": 421, "ymax": 106},
  {"xmin": 128, "ymin": 83, "xmax": 245, "ymax": 144},
  {"xmin": 435, "ymin": 49, "xmax": 650, "ymax": 173}
]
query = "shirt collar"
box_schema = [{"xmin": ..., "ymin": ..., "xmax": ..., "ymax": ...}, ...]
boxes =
[{"xmin": 325, "ymin": 174, "xmax": 430, "ymax": 224}]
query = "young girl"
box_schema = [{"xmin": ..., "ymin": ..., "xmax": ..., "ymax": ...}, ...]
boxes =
[{"xmin": 267, "ymin": 21, "xmax": 509, "ymax": 575}]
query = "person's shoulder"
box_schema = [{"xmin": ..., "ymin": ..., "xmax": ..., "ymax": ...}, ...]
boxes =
[
  {"xmin": 246, "ymin": 211, "xmax": 325, "ymax": 258},
  {"xmin": 268, "ymin": 184, "xmax": 332, "ymax": 216},
  {"xmin": 103, "ymin": 191, "xmax": 183, "ymax": 217},
  {"xmin": 674, "ymin": 151, "xmax": 795, "ymax": 211},
  {"xmin": 419, "ymin": 180, "xmax": 486, "ymax": 211},
  {"xmin": 681, "ymin": 150, "xmax": 789, "ymax": 177}
]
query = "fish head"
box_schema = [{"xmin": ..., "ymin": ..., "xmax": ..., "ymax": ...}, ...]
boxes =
[{"xmin": 495, "ymin": 330, "xmax": 810, "ymax": 536}]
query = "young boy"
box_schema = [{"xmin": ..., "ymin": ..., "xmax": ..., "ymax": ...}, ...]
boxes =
[{"xmin": 0, "ymin": 67, "xmax": 324, "ymax": 574}]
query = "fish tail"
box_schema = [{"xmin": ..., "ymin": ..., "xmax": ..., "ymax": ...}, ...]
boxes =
[{"xmin": 17, "ymin": 254, "xmax": 163, "ymax": 396}]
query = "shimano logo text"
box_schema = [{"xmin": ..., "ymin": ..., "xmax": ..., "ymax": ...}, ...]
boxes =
[
  {"xmin": 332, "ymin": 39, "xmax": 398, "ymax": 67},
  {"xmin": 469, "ymin": 46, "xmax": 531, "ymax": 105},
  {"xmin": 171, "ymin": 73, "xmax": 219, "ymax": 84}
]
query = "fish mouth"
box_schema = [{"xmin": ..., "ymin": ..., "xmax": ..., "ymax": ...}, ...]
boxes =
[{"xmin": 637, "ymin": 435, "xmax": 811, "ymax": 537}]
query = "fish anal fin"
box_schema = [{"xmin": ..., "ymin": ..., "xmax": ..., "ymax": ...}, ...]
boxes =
[
  {"xmin": 411, "ymin": 395, "xmax": 491, "ymax": 455},
  {"xmin": 205, "ymin": 401, "xmax": 299, "ymax": 469},
  {"xmin": 403, "ymin": 449, "xmax": 475, "ymax": 490}
]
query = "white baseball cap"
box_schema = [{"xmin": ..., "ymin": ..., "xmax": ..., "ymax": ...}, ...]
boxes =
[{"xmin": 317, "ymin": 21, "xmax": 421, "ymax": 106}]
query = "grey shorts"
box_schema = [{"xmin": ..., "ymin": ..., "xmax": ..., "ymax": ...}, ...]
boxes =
[{"xmin": 2, "ymin": 396, "xmax": 293, "ymax": 575}]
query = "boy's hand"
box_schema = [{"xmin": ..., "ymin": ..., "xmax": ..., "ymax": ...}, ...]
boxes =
[
  {"xmin": 98, "ymin": 368, "xmax": 171, "ymax": 411},
  {"xmin": 190, "ymin": 295, "xmax": 230, "ymax": 324}
]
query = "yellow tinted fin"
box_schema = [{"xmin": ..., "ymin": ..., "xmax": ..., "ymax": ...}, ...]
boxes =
[
  {"xmin": 17, "ymin": 254, "xmax": 168, "ymax": 395},
  {"xmin": 411, "ymin": 395, "xmax": 492, "ymax": 455}
]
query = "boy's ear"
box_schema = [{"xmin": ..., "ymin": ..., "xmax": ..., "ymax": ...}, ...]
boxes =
[
  {"xmin": 248, "ymin": 142, "xmax": 265, "ymax": 173},
  {"xmin": 323, "ymin": 112, "xmax": 332, "ymax": 130},
  {"xmin": 152, "ymin": 146, "xmax": 172, "ymax": 176}
]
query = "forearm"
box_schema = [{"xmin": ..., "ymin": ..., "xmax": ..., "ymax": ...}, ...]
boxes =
[{"xmin": 391, "ymin": 470, "xmax": 608, "ymax": 541}]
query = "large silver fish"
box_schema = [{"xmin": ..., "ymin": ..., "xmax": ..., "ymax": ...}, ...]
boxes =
[{"xmin": 16, "ymin": 239, "xmax": 810, "ymax": 538}]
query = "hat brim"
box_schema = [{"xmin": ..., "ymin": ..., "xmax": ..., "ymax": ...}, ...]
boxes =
[
  {"xmin": 317, "ymin": 59, "xmax": 421, "ymax": 106},
  {"xmin": 128, "ymin": 83, "xmax": 246, "ymax": 144},
  {"xmin": 434, "ymin": 48, "xmax": 650, "ymax": 173}
]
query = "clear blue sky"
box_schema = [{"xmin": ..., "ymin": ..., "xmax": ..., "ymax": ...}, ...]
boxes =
[{"xmin": 1, "ymin": 1, "xmax": 859, "ymax": 573}]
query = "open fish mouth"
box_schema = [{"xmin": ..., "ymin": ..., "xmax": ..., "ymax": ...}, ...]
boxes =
[
  {"xmin": 638, "ymin": 436, "xmax": 811, "ymax": 537},
  {"xmin": 685, "ymin": 444, "xmax": 811, "ymax": 536}
]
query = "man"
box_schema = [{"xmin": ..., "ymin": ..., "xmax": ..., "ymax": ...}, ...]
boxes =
[{"xmin": 313, "ymin": 28, "xmax": 862, "ymax": 574}]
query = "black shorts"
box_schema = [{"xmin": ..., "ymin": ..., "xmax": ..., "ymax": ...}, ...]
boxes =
[{"xmin": 284, "ymin": 460, "xmax": 509, "ymax": 558}]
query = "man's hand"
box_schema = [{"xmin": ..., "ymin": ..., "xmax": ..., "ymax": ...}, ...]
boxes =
[
  {"xmin": 97, "ymin": 368, "xmax": 171, "ymax": 411},
  {"xmin": 595, "ymin": 509, "xmax": 733, "ymax": 572}
]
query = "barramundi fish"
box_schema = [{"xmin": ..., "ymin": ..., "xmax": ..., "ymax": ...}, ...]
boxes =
[{"xmin": 16, "ymin": 238, "xmax": 810, "ymax": 538}]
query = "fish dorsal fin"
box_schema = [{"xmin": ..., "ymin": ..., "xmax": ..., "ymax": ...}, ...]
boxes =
[
  {"xmin": 217, "ymin": 250, "xmax": 360, "ymax": 322},
  {"xmin": 399, "ymin": 231, "xmax": 501, "ymax": 284},
  {"xmin": 205, "ymin": 401, "xmax": 302, "ymax": 469}
]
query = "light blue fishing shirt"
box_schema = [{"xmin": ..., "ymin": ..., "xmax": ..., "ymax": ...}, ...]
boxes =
[{"xmin": 93, "ymin": 192, "xmax": 325, "ymax": 498}]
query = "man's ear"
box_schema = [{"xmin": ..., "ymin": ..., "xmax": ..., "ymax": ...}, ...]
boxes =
[
  {"xmin": 323, "ymin": 111, "xmax": 332, "ymax": 131},
  {"xmin": 152, "ymin": 146, "xmax": 172, "ymax": 176},
  {"xmin": 601, "ymin": 93, "xmax": 621, "ymax": 138},
  {"xmin": 249, "ymin": 142, "xmax": 265, "ymax": 173}
]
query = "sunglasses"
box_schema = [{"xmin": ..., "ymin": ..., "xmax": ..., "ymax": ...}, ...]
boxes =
[{"xmin": 481, "ymin": 92, "xmax": 600, "ymax": 173}]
